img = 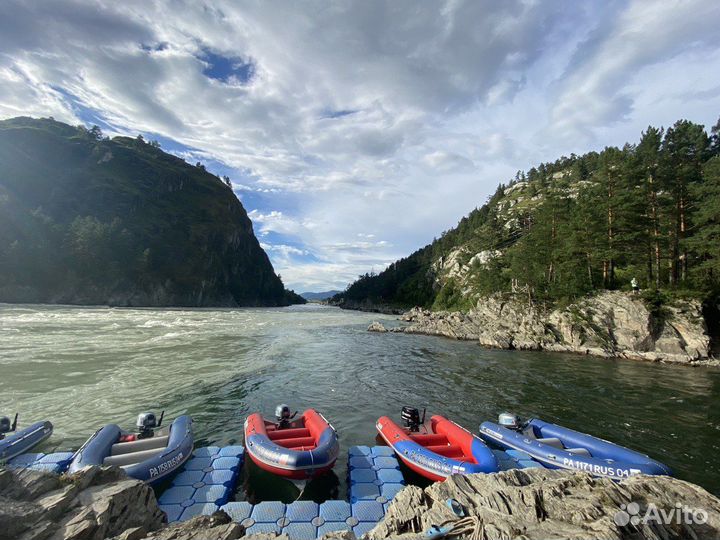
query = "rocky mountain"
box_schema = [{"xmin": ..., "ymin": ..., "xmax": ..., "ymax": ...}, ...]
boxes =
[
  {"xmin": 0, "ymin": 117, "xmax": 304, "ymax": 307},
  {"xmin": 336, "ymin": 119, "xmax": 720, "ymax": 314},
  {"xmin": 336, "ymin": 119, "xmax": 720, "ymax": 360}
]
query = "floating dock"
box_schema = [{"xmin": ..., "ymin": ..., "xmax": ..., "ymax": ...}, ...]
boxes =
[
  {"xmin": 5, "ymin": 443, "xmax": 543, "ymax": 539},
  {"xmin": 6, "ymin": 451, "xmax": 75, "ymax": 473},
  {"xmin": 158, "ymin": 444, "xmax": 407, "ymax": 539}
]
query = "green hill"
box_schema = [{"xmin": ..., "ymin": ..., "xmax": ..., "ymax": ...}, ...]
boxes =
[
  {"xmin": 336, "ymin": 118, "xmax": 720, "ymax": 311},
  {"xmin": 0, "ymin": 116, "xmax": 304, "ymax": 307}
]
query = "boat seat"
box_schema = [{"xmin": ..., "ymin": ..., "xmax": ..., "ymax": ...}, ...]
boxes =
[
  {"xmin": 536, "ymin": 437, "xmax": 564, "ymax": 449},
  {"xmin": 425, "ymin": 444, "xmax": 465, "ymax": 458},
  {"xmin": 273, "ymin": 436, "xmax": 315, "ymax": 449},
  {"xmin": 268, "ymin": 428, "xmax": 311, "ymax": 441},
  {"xmin": 110, "ymin": 436, "xmax": 169, "ymax": 456},
  {"xmin": 410, "ymin": 433, "xmax": 449, "ymax": 446},
  {"xmin": 103, "ymin": 446, "xmax": 165, "ymax": 467},
  {"xmin": 566, "ymin": 447, "xmax": 592, "ymax": 457}
]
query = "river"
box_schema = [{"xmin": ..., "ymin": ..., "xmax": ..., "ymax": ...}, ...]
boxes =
[{"xmin": 1, "ymin": 303, "xmax": 719, "ymax": 499}]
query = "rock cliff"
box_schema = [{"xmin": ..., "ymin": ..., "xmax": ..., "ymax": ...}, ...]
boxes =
[{"xmin": 370, "ymin": 291, "xmax": 717, "ymax": 365}]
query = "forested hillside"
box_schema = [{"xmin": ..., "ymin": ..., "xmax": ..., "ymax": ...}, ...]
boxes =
[
  {"xmin": 337, "ymin": 118, "xmax": 720, "ymax": 311},
  {"xmin": 0, "ymin": 117, "xmax": 304, "ymax": 307}
]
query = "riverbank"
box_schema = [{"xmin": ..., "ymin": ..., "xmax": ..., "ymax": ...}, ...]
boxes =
[
  {"xmin": 3, "ymin": 466, "xmax": 719, "ymax": 539},
  {"xmin": 367, "ymin": 291, "xmax": 720, "ymax": 366}
]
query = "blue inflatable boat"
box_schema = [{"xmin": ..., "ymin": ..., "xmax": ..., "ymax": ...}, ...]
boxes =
[
  {"xmin": 68, "ymin": 412, "xmax": 192, "ymax": 484},
  {"xmin": 0, "ymin": 414, "xmax": 53, "ymax": 462},
  {"xmin": 479, "ymin": 413, "xmax": 671, "ymax": 479}
]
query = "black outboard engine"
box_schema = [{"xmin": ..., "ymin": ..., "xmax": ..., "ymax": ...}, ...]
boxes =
[
  {"xmin": 275, "ymin": 404, "xmax": 296, "ymax": 429},
  {"xmin": 401, "ymin": 406, "xmax": 425, "ymax": 433},
  {"xmin": 0, "ymin": 413, "xmax": 17, "ymax": 441},
  {"xmin": 136, "ymin": 411, "xmax": 163, "ymax": 439}
]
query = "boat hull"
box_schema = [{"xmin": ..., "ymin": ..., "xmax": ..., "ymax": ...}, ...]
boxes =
[
  {"xmin": 68, "ymin": 416, "xmax": 193, "ymax": 484},
  {"xmin": 479, "ymin": 418, "xmax": 671, "ymax": 479},
  {"xmin": 376, "ymin": 415, "xmax": 498, "ymax": 482},
  {"xmin": 0, "ymin": 421, "xmax": 53, "ymax": 462},
  {"xmin": 244, "ymin": 409, "xmax": 339, "ymax": 480}
]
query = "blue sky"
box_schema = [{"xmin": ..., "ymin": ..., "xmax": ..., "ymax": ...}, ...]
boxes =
[{"xmin": 1, "ymin": 1, "xmax": 719, "ymax": 292}]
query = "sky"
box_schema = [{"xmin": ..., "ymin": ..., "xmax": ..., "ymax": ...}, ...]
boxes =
[{"xmin": 1, "ymin": 1, "xmax": 719, "ymax": 292}]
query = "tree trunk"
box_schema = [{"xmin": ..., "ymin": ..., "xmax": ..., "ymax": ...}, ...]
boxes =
[{"xmin": 648, "ymin": 174, "xmax": 661, "ymax": 288}]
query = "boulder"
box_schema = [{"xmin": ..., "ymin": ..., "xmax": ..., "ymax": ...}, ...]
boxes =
[
  {"xmin": 368, "ymin": 469, "xmax": 720, "ymax": 540},
  {"xmin": 0, "ymin": 466, "xmax": 164, "ymax": 540},
  {"xmin": 368, "ymin": 321, "xmax": 388, "ymax": 332},
  {"xmin": 109, "ymin": 511, "xmax": 244, "ymax": 540}
]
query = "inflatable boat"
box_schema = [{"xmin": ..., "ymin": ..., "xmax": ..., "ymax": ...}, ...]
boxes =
[
  {"xmin": 479, "ymin": 413, "xmax": 672, "ymax": 479},
  {"xmin": 0, "ymin": 414, "xmax": 53, "ymax": 462},
  {"xmin": 376, "ymin": 407, "xmax": 499, "ymax": 482},
  {"xmin": 68, "ymin": 412, "xmax": 193, "ymax": 484},
  {"xmin": 244, "ymin": 405, "xmax": 339, "ymax": 480}
]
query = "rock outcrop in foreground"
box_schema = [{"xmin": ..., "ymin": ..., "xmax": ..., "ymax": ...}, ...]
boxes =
[
  {"xmin": 4, "ymin": 466, "xmax": 719, "ymax": 540},
  {"xmin": 0, "ymin": 467, "xmax": 720, "ymax": 540},
  {"xmin": 0, "ymin": 466, "xmax": 164, "ymax": 540},
  {"xmin": 370, "ymin": 291, "xmax": 718, "ymax": 365},
  {"xmin": 369, "ymin": 468, "xmax": 720, "ymax": 539}
]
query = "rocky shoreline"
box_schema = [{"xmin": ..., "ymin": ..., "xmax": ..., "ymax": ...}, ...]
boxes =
[
  {"xmin": 3, "ymin": 466, "xmax": 720, "ymax": 540},
  {"xmin": 367, "ymin": 291, "xmax": 719, "ymax": 366}
]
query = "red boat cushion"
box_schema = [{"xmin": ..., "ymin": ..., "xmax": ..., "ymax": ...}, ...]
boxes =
[
  {"xmin": 267, "ymin": 428, "xmax": 311, "ymax": 441},
  {"xmin": 409, "ymin": 433, "xmax": 449, "ymax": 446},
  {"xmin": 425, "ymin": 444, "xmax": 464, "ymax": 458},
  {"xmin": 273, "ymin": 436, "xmax": 316, "ymax": 449}
]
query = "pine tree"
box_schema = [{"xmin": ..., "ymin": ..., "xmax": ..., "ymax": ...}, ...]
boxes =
[
  {"xmin": 661, "ymin": 120, "xmax": 709, "ymax": 286},
  {"xmin": 687, "ymin": 156, "xmax": 720, "ymax": 287}
]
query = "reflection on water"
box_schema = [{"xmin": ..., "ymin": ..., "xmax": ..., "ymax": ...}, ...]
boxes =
[{"xmin": 1, "ymin": 303, "xmax": 719, "ymax": 497}]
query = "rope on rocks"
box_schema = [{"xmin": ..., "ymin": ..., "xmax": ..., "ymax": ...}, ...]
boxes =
[{"xmin": 438, "ymin": 515, "xmax": 486, "ymax": 538}]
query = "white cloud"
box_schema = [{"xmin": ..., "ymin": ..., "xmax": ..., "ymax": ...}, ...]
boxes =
[{"xmin": 1, "ymin": 0, "xmax": 719, "ymax": 291}]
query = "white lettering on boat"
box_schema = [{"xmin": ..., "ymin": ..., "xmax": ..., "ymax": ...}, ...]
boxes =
[
  {"xmin": 561, "ymin": 457, "xmax": 639, "ymax": 478},
  {"xmin": 482, "ymin": 427, "xmax": 504, "ymax": 440},
  {"xmin": 149, "ymin": 452, "xmax": 184, "ymax": 478}
]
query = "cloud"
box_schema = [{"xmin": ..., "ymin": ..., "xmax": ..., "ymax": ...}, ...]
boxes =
[
  {"xmin": 1, "ymin": 0, "xmax": 719, "ymax": 291},
  {"xmin": 422, "ymin": 151, "xmax": 474, "ymax": 174},
  {"xmin": 550, "ymin": 0, "xmax": 720, "ymax": 138}
]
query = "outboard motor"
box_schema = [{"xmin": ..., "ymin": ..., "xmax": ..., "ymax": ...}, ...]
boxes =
[
  {"xmin": 498, "ymin": 412, "xmax": 522, "ymax": 431},
  {"xmin": 401, "ymin": 406, "xmax": 425, "ymax": 433},
  {"xmin": 136, "ymin": 411, "xmax": 163, "ymax": 439},
  {"xmin": 275, "ymin": 404, "xmax": 297, "ymax": 429},
  {"xmin": 0, "ymin": 414, "xmax": 17, "ymax": 440}
]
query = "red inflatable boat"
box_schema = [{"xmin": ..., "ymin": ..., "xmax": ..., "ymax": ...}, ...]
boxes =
[
  {"xmin": 244, "ymin": 406, "xmax": 339, "ymax": 480},
  {"xmin": 376, "ymin": 407, "xmax": 498, "ymax": 482}
]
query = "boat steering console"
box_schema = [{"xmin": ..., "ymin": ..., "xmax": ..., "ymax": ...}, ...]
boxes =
[{"xmin": 0, "ymin": 413, "xmax": 18, "ymax": 441}]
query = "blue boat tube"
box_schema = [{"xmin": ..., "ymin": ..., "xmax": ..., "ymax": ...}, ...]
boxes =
[
  {"xmin": 0, "ymin": 415, "xmax": 53, "ymax": 462},
  {"xmin": 479, "ymin": 415, "xmax": 671, "ymax": 479},
  {"xmin": 69, "ymin": 414, "xmax": 193, "ymax": 484}
]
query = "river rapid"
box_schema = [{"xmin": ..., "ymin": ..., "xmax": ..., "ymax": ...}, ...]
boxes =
[{"xmin": 2, "ymin": 303, "xmax": 719, "ymax": 499}]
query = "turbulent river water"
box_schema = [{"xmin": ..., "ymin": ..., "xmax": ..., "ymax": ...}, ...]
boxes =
[{"xmin": 2, "ymin": 303, "xmax": 719, "ymax": 499}]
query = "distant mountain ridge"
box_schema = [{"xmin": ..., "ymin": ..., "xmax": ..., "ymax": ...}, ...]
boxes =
[
  {"xmin": 0, "ymin": 116, "xmax": 305, "ymax": 307},
  {"xmin": 300, "ymin": 290, "xmax": 342, "ymax": 301}
]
